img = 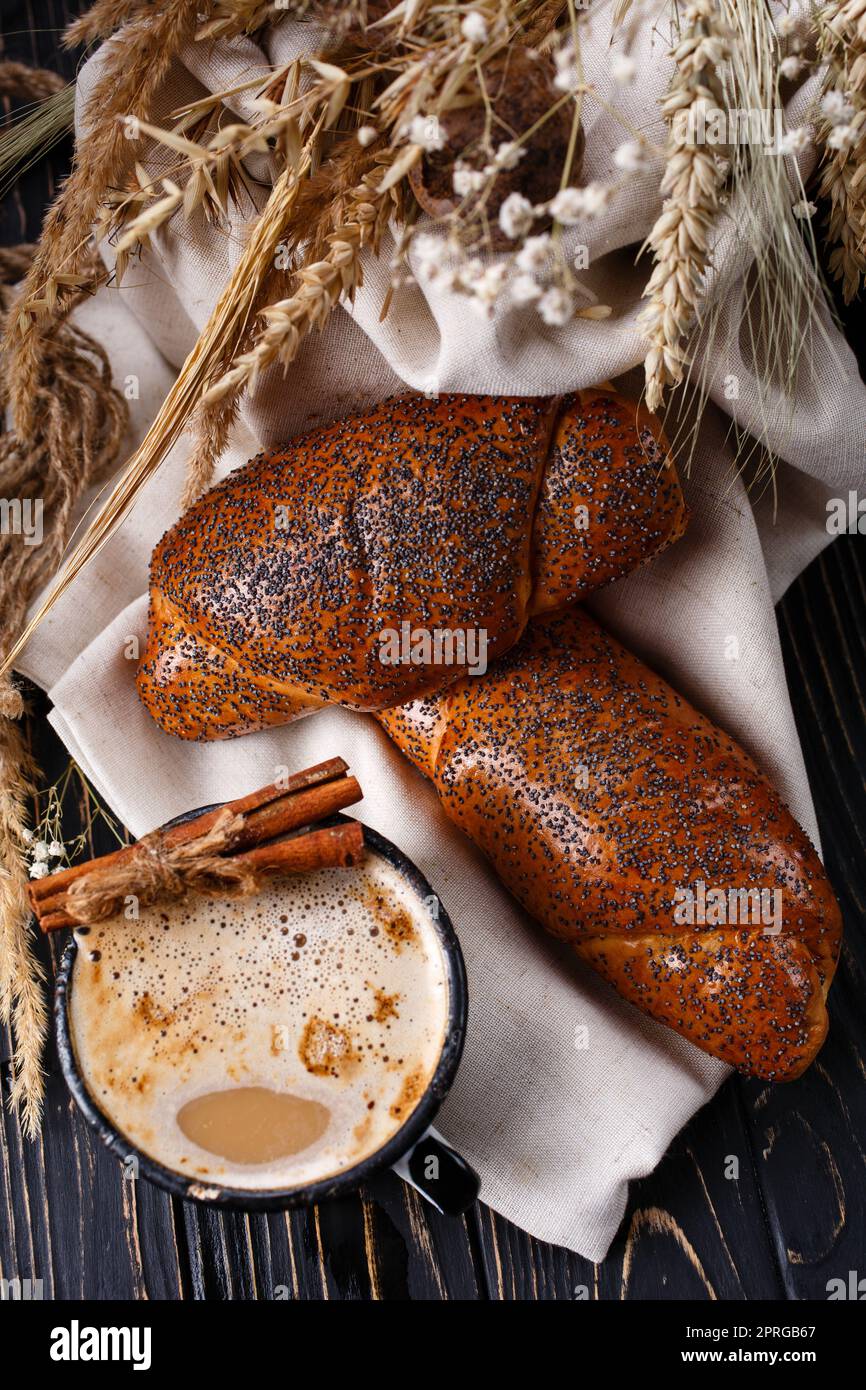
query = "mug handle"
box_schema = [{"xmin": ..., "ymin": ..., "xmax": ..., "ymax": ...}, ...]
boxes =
[{"xmin": 391, "ymin": 1126, "xmax": 480, "ymax": 1216}]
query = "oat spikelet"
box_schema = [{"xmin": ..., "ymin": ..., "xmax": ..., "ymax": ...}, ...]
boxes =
[
  {"xmin": 639, "ymin": 1, "xmax": 732, "ymax": 412},
  {"xmin": 5, "ymin": 0, "xmax": 208, "ymax": 441},
  {"xmin": 817, "ymin": 1, "xmax": 866, "ymax": 303}
]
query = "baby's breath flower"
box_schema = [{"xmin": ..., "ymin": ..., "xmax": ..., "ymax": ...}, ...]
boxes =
[
  {"xmin": 515, "ymin": 233, "xmax": 552, "ymax": 272},
  {"xmin": 357, "ymin": 125, "xmax": 378, "ymax": 147},
  {"xmin": 461, "ymin": 12, "xmax": 488, "ymax": 45},
  {"xmin": 21, "ymin": 827, "xmax": 34, "ymax": 844},
  {"xmin": 776, "ymin": 126, "xmax": 809, "ymax": 156},
  {"xmin": 777, "ymin": 14, "xmax": 798, "ymax": 38},
  {"xmin": 407, "ymin": 115, "xmax": 445, "ymax": 152},
  {"xmin": 550, "ymin": 183, "xmax": 611, "ymax": 221},
  {"xmin": 538, "ymin": 286, "xmax": 574, "ymax": 326},
  {"xmin": 548, "ymin": 187, "xmax": 585, "ymax": 224},
  {"xmin": 610, "ymin": 53, "xmax": 636, "ymax": 85},
  {"xmin": 29, "ymin": 861, "xmax": 50, "ymax": 880},
  {"xmin": 821, "ymin": 90, "xmax": 854, "ymax": 125},
  {"xmin": 452, "ymin": 161, "xmax": 485, "ymax": 197},
  {"xmin": 792, "ymin": 199, "xmax": 817, "ymax": 219},
  {"xmin": 412, "ymin": 232, "xmax": 444, "ymax": 280},
  {"xmin": 48, "ymin": 840, "xmax": 64, "ymax": 858},
  {"xmin": 498, "ymin": 192, "xmax": 535, "ymax": 240},
  {"xmin": 613, "ymin": 140, "xmax": 651, "ymax": 174},
  {"xmin": 511, "ymin": 273, "xmax": 542, "ymax": 305},
  {"xmin": 554, "ymin": 42, "xmax": 580, "ymax": 94},
  {"xmin": 779, "ymin": 55, "xmax": 804, "ymax": 80},
  {"xmin": 33, "ymin": 841, "xmax": 50, "ymax": 862},
  {"xmin": 580, "ymin": 183, "xmax": 611, "ymax": 216},
  {"xmin": 492, "ymin": 141, "xmax": 525, "ymax": 171},
  {"xmin": 827, "ymin": 123, "xmax": 857, "ymax": 151},
  {"xmin": 467, "ymin": 260, "xmax": 509, "ymax": 317}
]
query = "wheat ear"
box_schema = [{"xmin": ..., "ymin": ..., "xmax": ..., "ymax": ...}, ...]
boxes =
[{"xmin": 639, "ymin": 0, "xmax": 731, "ymax": 411}]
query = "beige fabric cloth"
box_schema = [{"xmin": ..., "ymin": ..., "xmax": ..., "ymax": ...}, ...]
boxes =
[{"xmin": 15, "ymin": 4, "xmax": 866, "ymax": 1258}]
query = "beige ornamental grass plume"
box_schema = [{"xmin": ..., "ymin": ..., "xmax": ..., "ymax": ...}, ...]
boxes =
[{"xmin": 639, "ymin": 1, "xmax": 732, "ymax": 412}]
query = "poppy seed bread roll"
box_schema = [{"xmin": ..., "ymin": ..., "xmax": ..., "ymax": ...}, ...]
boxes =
[
  {"xmin": 137, "ymin": 389, "xmax": 687, "ymax": 740},
  {"xmin": 377, "ymin": 609, "xmax": 841, "ymax": 1081}
]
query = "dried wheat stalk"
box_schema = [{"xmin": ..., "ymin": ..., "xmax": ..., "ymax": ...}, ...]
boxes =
[
  {"xmin": 0, "ymin": 61, "xmax": 66, "ymax": 106},
  {"xmin": 817, "ymin": 1, "xmax": 866, "ymax": 303},
  {"xmin": 0, "ymin": 244, "xmax": 127, "ymax": 1134},
  {"xmin": 639, "ymin": 1, "xmax": 731, "ymax": 411},
  {"xmin": 205, "ymin": 159, "xmax": 393, "ymax": 404},
  {"xmin": 5, "ymin": 0, "xmax": 208, "ymax": 442}
]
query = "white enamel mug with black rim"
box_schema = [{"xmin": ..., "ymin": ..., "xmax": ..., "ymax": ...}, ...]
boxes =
[{"xmin": 54, "ymin": 809, "xmax": 480, "ymax": 1217}]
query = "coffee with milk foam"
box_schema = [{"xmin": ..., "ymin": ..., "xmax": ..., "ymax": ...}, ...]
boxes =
[{"xmin": 69, "ymin": 852, "xmax": 449, "ymax": 1190}]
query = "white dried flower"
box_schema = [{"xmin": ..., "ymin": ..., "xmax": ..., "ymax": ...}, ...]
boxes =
[
  {"xmin": 548, "ymin": 187, "xmax": 585, "ymax": 224},
  {"xmin": 777, "ymin": 14, "xmax": 798, "ymax": 38},
  {"xmin": 613, "ymin": 140, "xmax": 650, "ymax": 174},
  {"xmin": 580, "ymin": 183, "xmax": 611, "ymax": 216},
  {"xmin": 776, "ymin": 126, "xmax": 809, "ymax": 156},
  {"xmin": 538, "ymin": 286, "xmax": 574, "ymax": 326},
  {"xmin": 827, "ymin": 123, "xmax": 857, "ymax": 152},
  {"xmin": 408, "ymin": 115, "xmax": 445, "ymax": 152},
  {"xmin": 21, "ymin": 827, "xmax": 34, "ymax": 844},
  {"xmin": 821, "ymin": 90, "xmax": 854, "ymax": 125},
  {"xmin": 780, "ymin": 55, "xmax": 804, "ymax": 80},
  {"xmin": 515, "ymin": 233, "xmax": 552, "ymax": 272},
  {"xmin": 48, "ymin": 840, "xmax": 64, "ymax": 858},
  {"xmin": 498, "ymin": 192, "xmax": 535, "ymax": 240},
  {"xmin": 475, "ymin": 261, "xmax": 509, "ymax": 299},
  {"xmin": 549, "ymin": 183, "xmax": 610, "ymax": 223},
  {"xmin": 452, "ymin": 161, "xmax": 485, "ymax": 197},
  {"xmin": 792, "ymin": 199, "xmax": 817, "ymax": 219},
  {"xmin": 357, "ymin": 125, "xmax": 378, "ymax": 147},
  {"xmin": 610, "ymin": 53, "xmax": 636, "ymax": 85},
  {"xmin": 29, "ymin": 861, "xmax": 50, "ymax": 880},
  {"xmin": 412, "ymin": 232, "xmax": 444, "ymax": 279},
  {"xmin": 492, "ymin": 141, "xmax": 526, "ymax": 171},
  {"xmin": 461, "ymin": 12, "xmax": 488, "ymax": 45},
  {"xmin": 468, "ymin": 261, "xmax": 509, "ymax": 316},
  {"xmin": 511, "ymin": 273, "xmax": 542, "ymax": 305},
  {"xmin": 33, "ymin": 840, "xmax": 50, "ymax": 861},
  {"xmin": 554, "ymin": 42, "xmax": 580, "ymax": 94}
]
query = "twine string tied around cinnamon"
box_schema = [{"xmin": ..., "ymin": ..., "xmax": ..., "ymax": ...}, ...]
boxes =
[{"xmin": 65, "ymin": 809, "xmax": 267, "ymax": 923}]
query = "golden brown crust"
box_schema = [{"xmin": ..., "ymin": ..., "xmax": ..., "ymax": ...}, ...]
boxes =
[
  {"xmin": 137, "ymin": 390, "xmax": 686, "ymax": 740},
  {"xmin": 377, "ymin": 608, "xmax": 841, "ymax": 1081}
]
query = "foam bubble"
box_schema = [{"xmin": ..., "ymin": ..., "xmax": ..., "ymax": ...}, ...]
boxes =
[{"xmin": 69, "ymin": 852, "xmax": 449, "ymax": 1189}]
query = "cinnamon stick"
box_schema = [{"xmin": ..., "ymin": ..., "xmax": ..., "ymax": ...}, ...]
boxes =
[
  {"xmin": 29, "ymin": 757, "xmax": 359, "ymax": 917},
  {"xmin": 37, "ymin": 821, "xmax": 367, "ymax": 933}
]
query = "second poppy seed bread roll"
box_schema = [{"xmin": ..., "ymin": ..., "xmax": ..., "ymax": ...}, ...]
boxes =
[
  {"xmin": 137, "ymin": 389, "xmax": 686, "ymax": 740},
  {"xmin": 377, "ymin": 609, "xmax": 842, "ymax": 1081}
]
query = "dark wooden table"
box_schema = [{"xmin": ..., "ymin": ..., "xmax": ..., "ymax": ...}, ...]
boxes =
[{"xmin": 1, "ymin": 1, "xmax": 864, "ymax": 1301}]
